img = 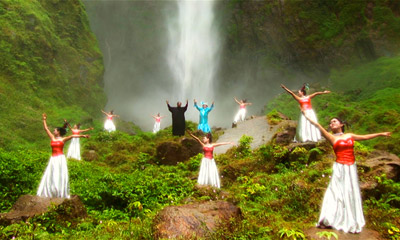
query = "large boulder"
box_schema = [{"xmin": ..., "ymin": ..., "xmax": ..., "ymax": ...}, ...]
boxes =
[
  {"xmin": 273, "ymin": 121, "xmax": 297, "ymax": 145},
  {"xmin": 156, "ymin": 138, "xmax": 202, "ymax": 165},
  {"xmin": 0, "ymin": 195, "xmax": 87, "ymax": 225},
  {"xmin": 153, "ymin": 200, "xmax": 242, "ymax": 239},
  {"xmin": 359, "ymin": 151, "xmax": 400, "ymax": 191}
]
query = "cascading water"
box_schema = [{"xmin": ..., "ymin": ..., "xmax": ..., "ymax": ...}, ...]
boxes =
[{"xmin": 166, "ymin": 0, "xmax": 219, "ymax": 102}]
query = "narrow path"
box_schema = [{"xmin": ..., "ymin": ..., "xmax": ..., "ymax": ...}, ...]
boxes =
[{"xmin": 214, "ymin": 116, "xmax": 278, "ymax": 155}]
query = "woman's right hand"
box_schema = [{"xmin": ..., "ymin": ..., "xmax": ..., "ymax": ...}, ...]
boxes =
[{"xmin": 42, "ymin": 113, "xmax": 47, "ymax": 120}]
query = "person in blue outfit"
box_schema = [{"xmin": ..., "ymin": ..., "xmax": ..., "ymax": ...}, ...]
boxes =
[{"xmin": 194, "ymin": 99, "xmax": 214, "ymax": 133}]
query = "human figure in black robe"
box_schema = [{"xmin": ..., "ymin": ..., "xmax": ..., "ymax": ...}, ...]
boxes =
[{"xmin": 166, "ymin": 100, "xmax": 188, "ymax": 136}]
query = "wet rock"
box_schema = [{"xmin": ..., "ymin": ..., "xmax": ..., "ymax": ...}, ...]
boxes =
[
  {"xmin": 156, "ymin": 138, "xmax": 202, "ymax": 165},
  {"xmin": 274, "ymin": 121, "xmax": 297, "ymax": 144},
  {"xmin": 153, "ymin": 200, "xmax": 242, "ymax": 239},
  {"xmin": 0, "ymin": 195, "xmax": 87, "ymax": 226}
]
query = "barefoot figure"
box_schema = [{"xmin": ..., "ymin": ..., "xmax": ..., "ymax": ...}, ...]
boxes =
[
  {"xmin": 65, "ymin": 121, "xmax": 93, "ymax": 160},
  {"xmin": 304, "ymin": 113, "xmax": 391, "ymax": 233},
  {"xmin": 167, "ymin": 100, "xmax": 188, "ymax": 136},
  {"xmin": 152, "ymin": 113, "xmax": 165, "ymax": 133},
  {"xmin": 233, "ymin": 97, "xmax": 252, "ymax": 124},
  {"xmin": 281, "ymin": 83, "xmax": 330, "ymax": 142},
  {"xmin": 37, "ymin": 114, "xmax": 89, "ymax": 198},
  {"xmin": 188, "ymin": 131, "xmax": 234, "ymax": 188},
  {"xmin": 194, "ymin": 99, "xmax": 214, "ymax": 133},
  {"xmin": 102, "ymin": 110, "xmax": 119, "ymax": 132}
]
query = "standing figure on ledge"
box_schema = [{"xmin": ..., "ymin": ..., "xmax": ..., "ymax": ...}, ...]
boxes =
[
  {"xmin": 304, "ymin": 113, "xmax": 391, "ymax": 233},
  {"xmin": 152, "ymin": 113, "xmax": 165, "ymax": 133},
  {"xmin": 167, "ymin": 100, "xmax": 188, "ymax": 136},
  {"xmin": 194, "ymin": 99, "xmax": 214, "ymax": 133},
  {"xmin": 188, "ymin": 131, "xmax": 234, "ymax": 188},
  {"xmin": 233, "ymin": 97, "xmax": 252, "ymax": 125},
  {"xmin": 37, "ymin": 113, "xmax": 89, "ymax": 198},
  {"xmin": 66, "ymin": 121, "xmax": 93, "ymax": 160},
  {"xmin": 281, "ymin": 83, "xmax": 330, "ymax": 142},
  {"xmin": 102, "ymin": 110, "xmax": 119, "ymax": 132}
]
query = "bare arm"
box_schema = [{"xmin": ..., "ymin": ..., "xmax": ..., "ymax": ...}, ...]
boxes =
[
  {"xmin": 64, "ymin": 119, "xmax": 72, "ymax": 130},
  {"xmin": 281, "ymin": 84, "xmax": 301, "ymax": 102},
  {"xmin": 302, "ymin": 111, "xmax": 335, "ymax": 145},
  {"xmin": 62, "ymin": 134, "xmax": 90, "ymax": 143},
  {"xmin": 233, "ymin": 97, "xmax": 240, "ymax": 104},
  {"xmin": 187, "ymin": 131, "xmax": 204, "ymax": 147},
  {"xmin": 350, "ymin": 132, "xmax": 391, "ymax": 141},
  {"xmin": 42, "ymin": 113, "xmax": 54, "ymax": 140},
  {"xmin": 101, "ymin": 110, "xmax": 108, "ymax": 116},
  {"xmin": 308, "ymin": 90, "xmax": 331, "ymax": 99},
  {"xmin": 212, "ymin": 142, "xmax": 235, "ymax": 147},
  {"xmin": 79, "ymin": 127, "xmax": 94, "ymax": 133}
]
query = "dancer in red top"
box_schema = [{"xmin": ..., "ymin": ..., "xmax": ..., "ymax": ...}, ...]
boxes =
[
  {"xmin": 281, "ymin": 83, "xmax": 330, "ymax": 142},
  {"xmin": 65, "ymin": 121, "xmax": 93, "ymax": 160},
  {"xmin": 233, "ymin": 97, "xmax": 252, "ymax": 126},
  {"xmin": 102, "ymin": 110, "xmax": 119, "ymax": 132},
  {"xmin": 37, "ymin": 113, "xmax": 89, "ymax": 198},
  {"xmin": 188, "ymin": 131, "xmax": 234, "ymax": 188},
  {"xmin": 304, "ymin": 113, "xmax": 391, "ymax": 233},
  {"xmin": 151, "ymin": 113, "xmax": 165, "ymax": 133}
]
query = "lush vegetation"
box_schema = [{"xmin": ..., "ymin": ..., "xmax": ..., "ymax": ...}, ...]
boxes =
[{"xmin": 0, "ymin": 0, "xmax": 106, "ymax": 151}]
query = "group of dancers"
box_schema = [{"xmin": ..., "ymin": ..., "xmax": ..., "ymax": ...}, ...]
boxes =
[{"xmin": 36, "ymin": 83, "xmax": 390, "ymax": 234}]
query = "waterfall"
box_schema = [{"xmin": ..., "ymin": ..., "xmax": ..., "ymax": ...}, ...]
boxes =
[{"xmin": 166, "ymin": 0, "xmax": 219, "ymax": 101}]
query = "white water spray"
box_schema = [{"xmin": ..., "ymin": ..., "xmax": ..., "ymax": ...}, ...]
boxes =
[{"xmin": 167, "ymin": 0, "xmax": 220, "ymax": 102}]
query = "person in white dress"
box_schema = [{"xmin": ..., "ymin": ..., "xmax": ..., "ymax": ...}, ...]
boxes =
[
  {"xmin": 37, "ymin": 113, "xmax": 89, "ymax": 198},
  {"xmin": 187, "ymin": 131, "xmax": 234, "ymax": 188},
  {"xmin": 151, "ymin": 113, "xmax": 165, "ymax": 133},
  {"xmin": 304, "ymin": 113, "xmax": 391, "ymax": 233},
  {"xmin": 233, "ymin": 97, "xmax": 252, "ymax": 126},
  {"xmin": 281, "ymin": 83, "xmax": 330, "ymax": 142},
  {"xmin": 65, "ymin": 122, "xmax": 93, "ymax": 160},
  {"xmin": 102, "ymin": 110, "xmax": 119, "ymax": 132}
]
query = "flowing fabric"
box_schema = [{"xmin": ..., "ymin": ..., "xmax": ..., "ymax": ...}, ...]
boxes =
[
  {"xmin": 296, "ymin": 109, "xmax": 322, "ymax": 142},
  {"xmin": 168, "ymin": 103, "xmax": 188, "ymax": 136},
  {"xmin": 67, "ymin": 138, "xmax": 81, "ymax": 160},
  {"xmin": 104, "ymin": 119, "xmax": 116, "ymax": 132},
  {"xmin": 233, "ymin": 108, "xmax": 246, "ymax": 123},
  {"xmin": 194, "ymin": 103, "xmax": 214, "ymax": 133},
  {"xmin": 317, "ymin": 162, "xmax": 365, "ymax": 233},
  {"xmin": 197, "ymin": 157, "xmax": 221, "ymax": 188},
  {"xmin": 153, "ymin": 121, "xmax": 161, "ymax": 133},
  {"xmin": 37, "ymin": 155, "xmax": 70, "ymax": 198}
]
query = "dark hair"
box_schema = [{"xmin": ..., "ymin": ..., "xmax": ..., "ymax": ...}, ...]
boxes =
[
  {"xmin": 56, "ymin": 122, "xmax": 68, "ymax": 136},
  {"xmin": 110, "ymin": 110, "xmax": 114, "ymax": 114},
  {"xmin": 330, "ymin": 117, "xmax": 348, "ymax": 132},
  {"xmin": 77, "ymin": 123, "xmax": 81, "ymax": 129},
  {"xmin": 205, "ymin": 133, "xmax": 213, "ymax": 143},
  {"xmin": 242, "ymin": 99, "xmax": 247, "ymax": 103},
  {"xmin": 300, "ymin": 83, "xmax": 308, "ymax": 95}
]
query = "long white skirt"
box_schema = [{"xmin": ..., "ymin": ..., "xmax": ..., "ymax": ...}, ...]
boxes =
[
  {"xmin": 197, "ymin": 157, "xmax": 221, "ymax": 188},
  {"xmin": 104, "ymin": 119, "xmax": 116, "ymax": 132},
  {"xmin": 67, "ymin": 138, "xmax": 81, "ymax": 160},
  {"xmin": 37, "ymin": 155, "xmax": 70, "ymax": 198},
  {"xmin": 317, "ymin": 162, "xmax": 365, "ymax": 233},
  {"xmin": 233, "ymin": 108, "xmax": 246, "ymax": 123},
  {"xmin": 296, "ymin": 109, "xmax": 322, "ymax": 142},
  {"xmin": 153, "ymin": 122, "xmax": 161, "ymax": 133}
]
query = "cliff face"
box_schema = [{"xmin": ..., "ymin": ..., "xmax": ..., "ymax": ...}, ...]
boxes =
[
  {"xmin": 223, "ymin": 0, "xmax": 400, "ymax": 73},
  {"xmin": 0, "ymin": 0, "xmax": 106, "ymax": 149}
]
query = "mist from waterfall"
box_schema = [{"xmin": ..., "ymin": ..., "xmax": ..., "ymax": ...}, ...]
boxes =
[{"xmin": 166, "ymin": 0, "xmax": 219, "ymax": 102}]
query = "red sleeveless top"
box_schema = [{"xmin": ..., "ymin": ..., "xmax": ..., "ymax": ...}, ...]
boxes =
[
  {"xmin": 107, "ymin": 116, "xmax": 113, "ymax": 120},
  {"xmin": 299, "ymin": 97, "xmax": 312, "ymax": 110},
  {"xmin": 72, "ymin": 129, "xmax": 80, "ymax": 135},
  {"xmin": 240, "ymin": 104, "xmax": 246, "ymax": 109},
  {"xmin": 156, "ymin": 117, "xmax": 161, "ymax": 123},
  {"xmin": 203, "ymin": 145, "xmax": 214, "ymax": 159},
  {"xmin": 333, "ymin": 137, "xmax": 355, "ymax": 165},
  {"xmin": 51, "ymin": 140, "xmax": 64, "ymax": 157}
]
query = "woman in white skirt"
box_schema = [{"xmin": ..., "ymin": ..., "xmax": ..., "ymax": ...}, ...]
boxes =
[
  {"xmin": 188, "ymin": 131, "xmax": 234, "ymax": 188},
  {"xmin": 37, "ymin": 113, "xmax": 89, "ymax": 198},
  {"xmin": 151, "ymin": 113, "xmax": 165, "ymax": 133},
  {"xmin": 66, "ymin": 122, "xmax": 93, "ymax": 160},
  {"xmin": 233, "ymin": 97, "xmax": 252, "ymax": 126},
  {"xmin": 102, "ymin": 110, "xmax": 119, "ymax": 132},
  {"xmin": 304, "ymin": 113, "xmax": 391, "ymax": 233},
  {"xmin": 281, "ymin": 84, "xmax": 330, "ymax": 142}
]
